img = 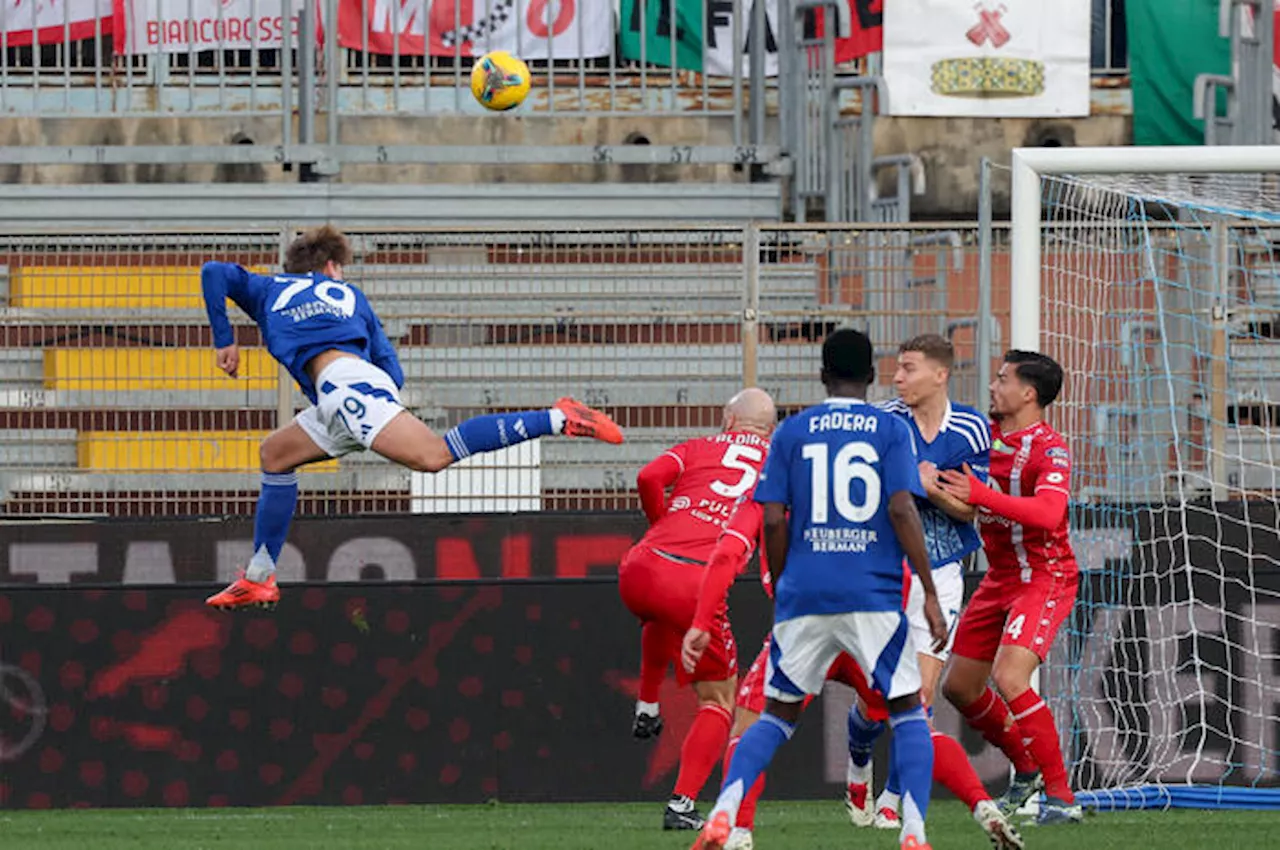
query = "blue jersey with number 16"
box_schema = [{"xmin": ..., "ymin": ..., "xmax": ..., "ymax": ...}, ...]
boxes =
[
  {"xmin": 753, "ymin": 398, "xmax": 924, "ymax": 621},
  {"xmin": 201, "ymin": 262, "xmax": 405, "ymax": 404}
]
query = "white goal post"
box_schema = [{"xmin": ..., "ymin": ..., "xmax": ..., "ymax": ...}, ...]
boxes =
[{"xmin": 1006, "ymin": 145, "xmax": 1280, "ymax": 809}]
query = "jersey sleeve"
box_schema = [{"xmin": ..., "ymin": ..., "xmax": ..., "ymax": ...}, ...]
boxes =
[
  {"xmin": 201, "ymin": 262, "xmax": 266, "ymax": 348},
  {"xmin": 721, "ymin": 497, "xmax": 764, "ymax": 554},
  {"xmin": 636, "ymin": 444, "xmax": 686, "ymax": 525},
  {"xmin": 882, "ymin": 416, "xmax": 926, "ymax": 498},
  {"xmin": 1031, "ymin": 437, "xmax": 1072, "ymax": 496},
  {"xmin": 692, "ymin": 499, "xmax": 762, "ymax": 632},
  {"xmin": 752, "ymin": 420, "xmax": 791, "ymax": 505}
]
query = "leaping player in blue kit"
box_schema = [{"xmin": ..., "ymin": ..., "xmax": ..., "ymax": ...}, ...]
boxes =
[
  {"xmin": 691, "ymin": 328, "xmax": 947, "ymax": 850},
  {"xmin": 201, "ymin": 225, "xmax": 624, "ymax": 610}
]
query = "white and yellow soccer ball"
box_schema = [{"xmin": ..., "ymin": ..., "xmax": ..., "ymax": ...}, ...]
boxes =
[{"xmin": 470, "ymin": 50, "xmax": 532, "ymax": 111}]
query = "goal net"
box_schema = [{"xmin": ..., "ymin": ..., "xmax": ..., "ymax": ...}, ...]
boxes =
[{"xmin": 1010, "ymin": 147, "xmax": 1280, "ymax": 809}]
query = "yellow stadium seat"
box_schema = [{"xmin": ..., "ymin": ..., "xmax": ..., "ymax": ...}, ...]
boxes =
[
  {"xmin": 77, "ymin": 431, "xmax": 338, "ymax": 472},
  {"xmin": 9, "ymin": 265, "xmax": 266, "ymax": 309},
  {"xmin": 44, "ymin": 348, "xmax": 278, "ymax": 391}
]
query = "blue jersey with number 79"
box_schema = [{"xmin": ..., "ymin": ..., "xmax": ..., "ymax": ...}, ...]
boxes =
[
  {"xmin": 201, "ymin": 262, "xmax": 405, "ymax": 404},
  {"xmin": 753, "ymin": 397, "xmax": 925, "ymax": 621}
]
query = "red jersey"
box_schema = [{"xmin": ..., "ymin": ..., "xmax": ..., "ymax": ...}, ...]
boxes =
[
  {"xmin": 636, "ymin": 431, "xmax": 771, "ymax": 563},
  {"xmin": 978, "ymin": 421, "xmax": 1077, "ymax": 576},
  {"xmin": 691, "ymin": 492, "xmax": 771, "ymax": 631}
]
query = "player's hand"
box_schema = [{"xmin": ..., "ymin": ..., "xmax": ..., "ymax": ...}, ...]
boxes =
[
  {"xmin": 215, "ymin": 344, "xmax": 240, "ymax": 379},
  {"xmin": 923, "ymin": 592, "xmax": 948, "ymax": 654},
  {"xmin": 681, "ymin": 628, "xmax": 710, "ymax": 674},
  {"xmin": 918, "ymin": 460, "xmax": 939, "ymax": 491},
  {"xmin": 938, "ymin": 463, "xmax": 976, "ymax": 503}
]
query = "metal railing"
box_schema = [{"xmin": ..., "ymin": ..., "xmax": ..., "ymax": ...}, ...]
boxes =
[
  {"xmin": 2, "ymin": 1, "xmax": 1127, "ymax": 118},
  {"xmin": 0, "ymin": 221, "xmax": 1002, "ymax": 518}
]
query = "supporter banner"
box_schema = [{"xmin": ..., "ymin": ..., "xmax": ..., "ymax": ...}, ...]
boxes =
[
  {"xmin": 883, "ymin": 0, "xmax": 1090, "ymax": 117},
  {"xmin": 815, "ymin": 0, "xmax": 882, "ymax": 64},
  {"xmin": 0, "ymin": 581, "xmax": 825, "ymax": 807},
  {"xmin": 1127, "ymin": 0, "xmax": 1231, "ymax": 145},
  {"xmin": 619, "ymin": 0, "xmax": 779, "ymax": 77},
  {"xmin": 113, "ymin": 0, "xmax": 309, "ymax": 55},
  {"xmin": 336, "ymin": 0, "xmax": 612, "ymax": 59},
  {"xmin": 1, "ymin": 0, "xmax": 112, "ymax": 47}
]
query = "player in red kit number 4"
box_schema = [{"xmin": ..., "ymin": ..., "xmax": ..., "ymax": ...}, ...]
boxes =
[
  {"xmin": 938, "ymin": 350, "xmax": 1084, "ymax": 825},
  {"xmin": 618, "ymin": 389, "xmax": 777, "ymax": 831}
]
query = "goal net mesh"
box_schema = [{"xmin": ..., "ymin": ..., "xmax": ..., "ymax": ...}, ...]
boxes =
[{"xmin": 1033, "ymin": 170, "xmax": 1280, "ymax": 805}]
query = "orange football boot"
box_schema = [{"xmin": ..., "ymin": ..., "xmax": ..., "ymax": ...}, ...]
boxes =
[
  {"xmin": 553, "ymin": 397, "xmax": 624, "ymax": 444},
  {"xmin": 901, "ymin": 835, "xmax": 933, "ymax": 850},
  {"xmin": 689, "ymin": 811, "xmax": 732, "ymax": 850},
  {"xmin": 206, "ymin": 572, "xmax": 280, "ymax": 611}
]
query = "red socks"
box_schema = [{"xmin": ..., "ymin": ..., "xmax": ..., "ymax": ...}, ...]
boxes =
[
  {"xmin": 673, "ymin": 704, "xmax": 733, "ymax": 800},
  {"xmin": 639, "ymin": 622, "xmax": 674, "ymax": 704},
  {"xmin": 1007, "ymin": 690, "xmax": 1074, "ymax": 803},
  {"xmin": 723, "ymin": 736, "xmax": 767, "ymax": 829},
  {"xmin": 931, "ymin": 730, "xmax": 988, "ymax": 811},
  {"xmin": 958, "ymin": 687, "xmax": 1039, "ymax": 775}
]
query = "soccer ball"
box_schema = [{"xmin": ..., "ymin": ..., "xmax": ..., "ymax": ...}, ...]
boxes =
[{"xmin": 470, "ymin": 50, "xmax": 531, "ymax": 111}]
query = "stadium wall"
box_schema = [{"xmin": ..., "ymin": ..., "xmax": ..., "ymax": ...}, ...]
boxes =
[
  {"xmin": 2, "ymin": 502, "xmax": 1278, "ymax": 809},
  {"xmin": 0, "ymin": 113, "xmax": 1129, "ymax": 217}
]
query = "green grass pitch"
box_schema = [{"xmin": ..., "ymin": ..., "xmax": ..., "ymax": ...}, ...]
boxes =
[{"xmin": 4, "ymin": 800, "xmax": 1279, "ymax": 849}]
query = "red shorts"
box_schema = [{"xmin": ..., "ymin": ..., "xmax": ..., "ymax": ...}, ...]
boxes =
[
  {"xmin": 618, "ymin": 544, "xmax": 737, "ymax": 685},
  {"xmin": 736, "ymin": 637, "xmax": 888, "ymax": 722},
  {"xmin": 951, "ymin": 567, "xmax": 1078, "ymax": 662}
]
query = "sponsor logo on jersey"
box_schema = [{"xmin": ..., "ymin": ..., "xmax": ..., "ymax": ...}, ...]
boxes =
[
  {"xmin": 1045, "ymin": 472, "xmax": 1065, "ymax": 484},
  {"xmin": 1045, "ymin": 447, "xmax": 1068, "ymax": 459},
  {"xmin": 1050, "ymin": 458, "xmax": 1070, "ymax": 468},
  {"xmin": 671, "ymin": 496, "xmax": 691, "ymax": 511}
]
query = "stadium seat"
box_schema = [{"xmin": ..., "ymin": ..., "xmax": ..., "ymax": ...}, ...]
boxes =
[
  {"xmin": 75, "ymin": 430, "xmax": 335, "ymax": 472},
  {"xmin": 6, "ymin": 265, "xmax": 264, "ymax": 310},
  {"xmin": 44, "ymin": 348, "xmax": 277, "ymax": 391}
]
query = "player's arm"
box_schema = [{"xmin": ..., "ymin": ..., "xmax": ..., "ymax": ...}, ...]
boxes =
[
  {"xmin": 635, "ymin": 447, "xmax": 684, "ymax": 525},
  {"xmin": 923, "ymin": 440, "xmax": 991, "ymax": 522},
  {"xmin": 683, "ymin": 499, "xmax": 761, "ymax": 673},
  {"xmin": 761, "ymin": 502, "xmax": 788, "ymax": 586},
  {"xmin": 691, "ymin": 502, "xmax": 760, "ymax": 632},
  {"xmin": 938, "ymin": 447, "xmax": 1068, "ymax": 531},
  {"xmin": 920, "ymin": 463, "xmax": 977, "ymax": 522},
  {"xmin": 201, "ymin": 262, "xmax": 264, "ymax": 378},
  {"xmin": 752, "ymin": 419, "xmax": 792, "ymax": 587},
  {"xmin": 365, "ymin": 302, "xmax": 405, "ymax": 388}
]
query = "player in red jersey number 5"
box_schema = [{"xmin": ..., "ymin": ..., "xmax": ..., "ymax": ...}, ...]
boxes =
[{"xmin": 618, "ymin": 389, "xmax": 777, "ymax": 831}]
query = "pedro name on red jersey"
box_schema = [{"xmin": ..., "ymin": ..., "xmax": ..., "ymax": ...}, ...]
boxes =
[
  {"xmin": 980, "ymin": 421, "xmax": 1077, "ymax": 575},
  {"xmin": 643, "ymin": 433, "xmax": 771, "ymax": 562}
]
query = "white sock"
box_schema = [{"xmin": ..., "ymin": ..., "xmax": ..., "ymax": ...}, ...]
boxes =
[
  {"xmin": 846, "ymin": 757, "xmax": 872, "ymax": 787},
  {"xmin": 876, "ymin": 790, "xmax": 900, "ymax": 812},
  {"xmin": 636, "ymin": 700, "xmax": 660, "ymax": 717},
  {"xmin": 549, "ymin": 408, "xmax": 567, "ymax": 434},
  {"xmin": 900, "ymin": 792, "xmax": 926, "ymax": 845},
  {"xmin": 711, "ymin": 778, "xmax": 746, "ymax": 828},
  {"xmin": 244, "ymin": 546, "xmax": 276, "ymax": 583}
]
